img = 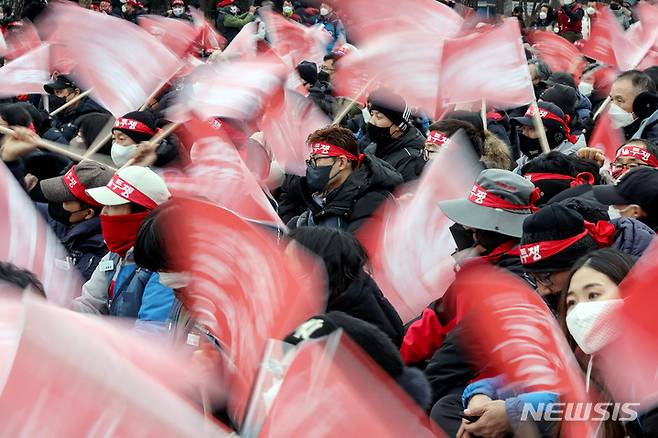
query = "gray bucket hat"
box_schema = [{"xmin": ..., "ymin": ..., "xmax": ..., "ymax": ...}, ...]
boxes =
[
  {"xmin": 40, "ymin": 161, "xmax": 114, "ymax": 205},
  {"xmin": 438, "ymin": 169, "xmax": 538, "ymax": 238}
]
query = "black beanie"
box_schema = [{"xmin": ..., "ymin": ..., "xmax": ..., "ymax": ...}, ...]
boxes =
[
  {"xmin": 520, "ymin": 204, "xmax": 598, "ymax": 272},
  {"xmin": 296, "ymin": 61, "xmax": 318, "ymax": 85},
  {"xmin": 540, "ymin": 84, "xmax": 577, "ymax": 120},
  {"xmin": 113, "ymin": 111, "xmax": 157, "ymax": 144},
  {"xmin": 368, "ymin": 88, "xmax": 410, "ymax": 128}
]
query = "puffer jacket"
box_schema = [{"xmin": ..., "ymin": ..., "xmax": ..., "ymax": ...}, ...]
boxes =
[
  {"xmin": 364, "ymin": 125, "xmax": 426, "ymax": 183},
  {"xmin": 288, "ymin": 153, "xmax": 403, "ymax": 233},
  {"xmin": 612, "ymin": 217, "xmax": 656, "ymax": 257}
]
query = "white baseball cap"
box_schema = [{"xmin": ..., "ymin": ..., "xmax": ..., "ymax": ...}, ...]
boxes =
[{"xmin": 86, "ymin": 166, "xmax": 171, "ymax": 209}]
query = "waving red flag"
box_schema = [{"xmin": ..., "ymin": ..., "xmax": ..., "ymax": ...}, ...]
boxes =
[
  {"xmin": 438, "ymin": 19, "xmax": 535, "ymax": 108},
  {"xmin": 589, "ymin": 111, "xmax": 624, "ymax": 163},
  {"xmin": 457, "ymin": 264, "xmax": 595, "ymax": 437},
  {"xmin": 259, "ymin": 89, "xmax": 331, "ymax": 176},
  {"xmin": 190, "ymin": 7, "xmax": 225, "ymax": 54},
  {"xmin": 0, "ymin": 43, "xmax": 50, "ymax": 97},
  {"xmin": 222, "ymin": 21, "xmax": 258, "ymax": 60},
  {"xmin": 38, "ymin": 2, "xmax": 182, "ymax": 116},
  {"xmin": 358, "ymin": 132, "xmax": 479, "ymax": 322},
  {"xmin": 528, "ymin": 31, "xmax": 585, "ymax": 80},
  {"xmin": 165, "ymin": 198, "xmax": 326, "ymax": 422},
  {"xmin": 248, "ymin": 332, "xmax": 438, "ymax": 437},
  {"xmin": 2, "ymin": 19, "xmax": 41, "ymax": 61},
  {"xmin": 0, "ymin": 296, "xmax": 232, "ymax": 436},
  {"xmin": 0, "ymin": 163, "xmax": 81, "ymax": 306},
  {"xmin": 138, "ymin": 15, "xmax": 198, "ymax": 59}
]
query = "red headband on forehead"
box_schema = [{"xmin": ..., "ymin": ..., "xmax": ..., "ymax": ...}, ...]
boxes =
[
  {"xmin": 519, "ymin": 220, "xmax": 615, "ymax": 265},
  {"xmin": 114, "ymin": 117, "xmax": 156, "ymax": 136},
  {"xmin": 468, "ymin": 182, "xmax": 539, "ymax": 212},
  {"xmin": 615, "ymin": 145, "xmax": 658, "ymax": 168},
  {"xmin": 426, "ymin": 131, "xmax": 450, "ymax": 147},
  {"xmin": 105, "ymin": 174, "xmax": 158, "ymax": 210},
  {"xmin": 524, "ymin": 172, "xmax": 594, "ymax": 187},
  {"xmin": 310, "ymin": 142, "xmax": 363, "ymax": 165},
  {"xmin": 64, "ymin": 167, "xmax": 103, "ymax": 207},
  {"xmin": 524, "ymin": 106, "xmax": 577, "ymax": 144}
]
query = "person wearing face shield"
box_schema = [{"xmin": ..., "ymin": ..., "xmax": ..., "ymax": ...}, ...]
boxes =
[
  {"xmin": 608, "ymin": 70, "xmax": 658, "ymax": 142},
  {"xmin": 555, "ymin": 0, "xmax": 584, "ymax": 42},
  {"xmin": 166, "ymin": 0, "xmax": 191, "ymax": 20},
  {"xmin": 287, "ymin": 126, "xmax": 402, "ymax": 233}
]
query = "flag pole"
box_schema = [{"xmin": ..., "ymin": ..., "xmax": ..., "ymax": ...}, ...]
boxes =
[
  {"xmin": 593, "ymin": 96, "xmax": 611, "ymax": 120},
  {"xmin": 49, "ymin": 89, "xmax": 94, "ymax": 117},
  {"xmin": 530, "ymin": 100, "xmax": 551, "ymax": 154},
  {"xmin": 480, "ymin": 98, "xmax": 488, "ymax": 131},
  {"xmin": 81, "ymin": 117, "xmax": 116, "ymax": 160},
  {"xmin": 332, "ymin": 78, "xmax": 376, "ymax": 126}
]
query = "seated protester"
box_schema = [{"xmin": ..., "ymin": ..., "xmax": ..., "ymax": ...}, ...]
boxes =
[
  {"xmin": 72, "ymin": 166, "xmax": 174, "ymax": 328},
  {"xmin": 0, "ymin": 261, "xmax": 46, "ymax": 298},
  {"xmin": 296, "ymin": 61, "xmax": 338, "ymax": 120},
  {"xmin": 73, "ymin": 112, "xmax": 115, "ymax": 155},
  {"xmin": 442, "ymin": 109, "xmax": 515, "ymax": 159},
  {"xmin": 284, "ymin": 311, "xmax": 432, "ymax": 410},
  {"xmin": 14, "ymin": 102, "xmax": 68, "ymax": 145},
  {"xmin": 593, "ymin": 166, "xmax": 658, "ymax": 231},
  {"xmin": 24, "ymin": 153, "xmax": 73, "ymax": 205},
  {"xmin": 609, "ymin": 139, "xmax": 658, "ymax": 181},
  {"xmin": 400, "ymin": 170, "xmax": 538, "ymax": 366},
  {"xmin": 546, "ymin": 72, "xmax": 593, "ymax": 130},
  {"xmin": 519, "ymin": 204, "xmax": 614, "ymax": 313},
  {"xmin": 287, "ymin": 226, "xmax": 404, "ymax": 346},
  {"xmin": 166, "ymin": 0, "xmax": 192, "ymax": 20},
  {"xmin": 287, "ymin": 126, "xmax": 403, "ymax": 233},
  {"xmin": 521, "ymin": 151, "xmax": 594, "ymax": 205},
  {"xmin": 512, "ymin": 101, "xmax": 582, "ymax": 171},
  {"xmin": 0, "ymin": 105, "xmax": 41, "ymax": 184},
  {"xmin": 540, "ymin": 83, "xmax": 587, "ymax": 148},
  {"xmin": 364, "ymin": 89, "xmax": 425, "ymax": 183},
  {"xmin": 561, "ymin": 249, "xmax": 658, "ymax": 437},
  {"xmin": 608, "ymin": 70, "xmax": 658, "ymax": 141},
  {"xmin": 43, "ymin": 75, "xmax": 109, "ymax": 141},
  {"xmin": 39, "ymin": 162, "xmax": 114, "ymax": 282},
  {"xmin": 527, "ymin": 59, "xmax": 553, "ymax": 100}
]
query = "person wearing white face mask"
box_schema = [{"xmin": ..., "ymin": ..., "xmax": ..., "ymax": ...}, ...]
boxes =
[
  {"xmin": 111, "ymin": 111, "xmax": 158, "ymax": 168},
  {"xmin": 314, "ymin": 2, "xmax": 345, "ymax": 53},
  {"xmin": 167, "ymin": 0, "xmax": 191, "ymax": 21},
  {"xmin": 529, "ymin": 4, "xmax": 555, "ymax": 29},
  {"xmin": 608, "ymin": 70, "xmax": 658, "ymax": 141}
]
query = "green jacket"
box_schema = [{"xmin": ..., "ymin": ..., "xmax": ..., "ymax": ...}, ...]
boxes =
[{"xmin": 223, "ymin": 11, "xmax": 254, "ymax": 28}]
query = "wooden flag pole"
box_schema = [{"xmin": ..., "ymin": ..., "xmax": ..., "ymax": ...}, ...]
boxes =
[
  {"xmin": 81, "ymin": 117, "xmax": 116, "ymax": 160},
  {"xmin": 480, "ymin": 98, "xmax": 488, "ymax": 131},
  {"xmin": 593, "ymin": 96, "xmax": 612, "ymax": 121},
  {"xmin": 332, "ymin": 78, "xmax": 376, "ymax": 126},
  {"xmin": 49, "ymin": 89, "xmax": 94, "ymax": 117},
  {"xmin": 530, "ymin": 100, "xmax": 551, "ymax": 154}
]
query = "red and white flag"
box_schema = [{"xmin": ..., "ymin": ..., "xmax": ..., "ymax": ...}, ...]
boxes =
[
  {"xmin": 0, "ymin": 163, "xmax": 81, "ymax": 306},
  {"xmin": 2, "ymin": 19, "xmax": 41, "ymax": 61},
  {"xmin": 0, "ymin": 296, "xmax": 232, "ymax": 436},
  {"xmin": 138, "ymin": 15, "xmax": 198, "ymax": 59},
  {"xmin": 222, "ymin": 21, "xmax": 258, "ymax": 60},
  {"xmin": 164, "ymin": 198, "xmax": 326, "ymax": 422},
  {"xmin": 260, "ymin": 8, "xmax": 330, "ymax": 68},
  {"xmin": 589, "ymin": 111, "xmax": 624, "ymax": 163},
  {"xmin": 190, "ymin": 7, "xmax": 225, "ymax": 54},
  {"xmin": 438, "ymin": 19, "xmax": 535, "ymax": 108},
  {"xmin": 0, "ymin": 43, "xmax": 50, "ymax": 97},
  {"xmin": 528, "ymin": 30, "xmax": 585, "ymax": 81},
  {"xmin": 38, "ymin": 2, "xmax": 183, "ymax": 117},
  {"xmin": 259, "ymin": 89, "xmax": 331, "ymax": 176},
  {"xmin": 358, "ymin": 132, "xmax": 479, "ymax": 322}
]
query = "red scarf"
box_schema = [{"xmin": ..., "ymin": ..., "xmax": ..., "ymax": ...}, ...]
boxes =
[
  {"xmin": 482, "ymin": 240, "xmax": 520, "ymax": 264},
  {"xmin": 100, "ymin": 212, "xmax": 149, "ymax": 258}
]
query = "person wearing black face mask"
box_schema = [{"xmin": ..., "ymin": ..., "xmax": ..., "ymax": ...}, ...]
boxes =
[
  {"xmin": 287, "ymin": 126, "xmax": 403, "ymax": 233},
  {"xmin": 39, "ymin": 161, "xmax": 114, "ymax": 281},
  {"xmin": 364, "ymin": 89, "xmax": 425, "ymax": 184}
]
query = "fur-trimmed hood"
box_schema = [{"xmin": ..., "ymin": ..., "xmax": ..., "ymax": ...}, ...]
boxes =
[{"xmin": 481, "ymin": 130, "xmax": 513, "ymax": 170}]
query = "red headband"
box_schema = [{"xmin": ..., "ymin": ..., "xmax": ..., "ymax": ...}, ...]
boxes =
[
  {"xmin": 64, "ymin": 167, "xmax": 103, "ymax": 207},
  {"xmin": 525, "ymin": 106, "xmax": 577, "ymax": 144},
  {"xmin": 520, "ymin": 220, "xmax": 615, "ymax": 265},
  {"xmin": 106, "ymin": 174, "xmax": 158, "ymax": 210},
  {"xmin": 524, "ymin": 172, "xmax": 594, "ymax": 187},
  {"xmin": 426, "ymin": 131, "xmax": 450, "ymax": 147},
  {"xmin": 615, "ymin": 145, "xmax": 658, "ymax": 168},
  {"xmin": 127, "ymin": 0, "xmax": 144, "ymax": 7},
  {"xmin": 114, "ymin": 117, "xmax": 156, "ymax": 136},
  {"xmin": 310, "ymin": 142, "xmax": 364, "ymax": 166},
  {"xmin": 468, "ymin": 183, "xmax": 539, "ymax": 212}
]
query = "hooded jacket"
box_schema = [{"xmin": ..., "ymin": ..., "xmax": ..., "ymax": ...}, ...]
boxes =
[
  {"xmin": 482, "ymin": 130, "xmax": 514, "ymax": 170},
  {"xmin": 612, "ymin": 217, "xmax": 656, "ymax": 257},
  {"xmin": 364, "ymin": 125, "xmax": 425, "ymax": 183},
  {"xmin": 59, "ymin": 217, "xmax": 108, "ymax": 282},
  {"xmin": 328, "ymin": 272, "xmax": 405, "ymax": 347},
  {"xmin": 289, "ymin": 153, "xmax": 404, "ymax": 233}
]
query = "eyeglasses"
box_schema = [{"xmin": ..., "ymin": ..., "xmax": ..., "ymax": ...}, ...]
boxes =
[
  {"xmin": 305, "ymin": 156, "xmax": 336, "ymax": 169},
  {"xmin": 611, "ymin": 161, "xmax": 641, "ymax": 171}
]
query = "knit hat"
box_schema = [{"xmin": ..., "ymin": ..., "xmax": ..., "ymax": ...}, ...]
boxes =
[
  {"xmin": 540, "ymin": 84, "xmax": 578, "ymax": 119},
  {"xmin": 368, "ymin": 88, "xmax": 411, "ymax": 128},
  {"xmin": 438, "ymin": 169, "xmax": 539, "ymax": 238},
  {"xmin": 112, "ymin": 111, "xmax": 157, "ymax": 144},
  {"xmin": 40, "ymin": 161, "xmax": 114, "ymax": 207},
  {"xmin": 520, "ymin": 204, "xmax": 614, "ymax": 273},
  {"xmin": 296, "ymin": 61, "xmax": 318, "ymax": 85}
]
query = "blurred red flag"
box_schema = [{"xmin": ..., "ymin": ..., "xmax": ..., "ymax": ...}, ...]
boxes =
[
  {"xmin": 190, "ymin": 7, "xmax": 226, "ymax": 54},
  {"xmin": 38, "ymin": 2, "xmax": 183, "ymax": 116},
  {"xmin": 0, "ymin": 43, "xmax": 50, "ymax": 97},
  {"xmin": 138, "ymin": 15, "xmax": 198, "ymax": 58},
  {"xmin": 260, "ymin": 8, "xmax": 330, "ymax": 68},
  {"xmin": 163, "ymin": 124, "xmax": 284, "ymax": 226},
  {"xmin": 438, "ymin": 19, "xmax": 535, "ymax": 108},
  {"xmin": 589, "ymin": 111, "xmax": 624, "ymax": 163},
  {"xmin": 0, "ymin": 296, "xmax": 232, "ymax": 436},
  {"xmin": 222, "ymin": 21, "xmax": 258, "ymax": 60},
  {"xmin": 0, "ymin": 163, "xmax": 81, "ymax": 306},
  {"xmin": 259, "ymin": 89, "xmax": 331, "ymax": 176},
  {"xmin": 457, "ymin": 264, "xmax": 595, "ymax": 437},
  {"xmin": 2, "ymin": 19, "xmax": 41, "ymax": 61},
  {"xmin": 166, "ymin": 198, "xmax": 326, "ymax": 422},
  {"xmin": 358, "ymin": 132, "xmax": 479, "ymax": 323},
  {"xmin": 251, "ymin": 332, "xmax": 438, "ymax": 437},
  {"xmin": 528, "ymin": 31, "xmax": 585, "ymax": 81}
]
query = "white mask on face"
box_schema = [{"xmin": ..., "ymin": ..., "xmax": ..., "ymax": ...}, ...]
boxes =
[
  {"xmin": 539, "ymin": 11, "xmax": 547, "ymax": 19},
  {"xmin": 361, "ymin": 107, "xmax": 371, "ymax": 123},
  {"xmin": 578, "ymin": 81, "xmax": 594, "ymax": 97},
  {"xmin": 608, "ymin": 102, "xmax": 635, "ymax": 128},
  {"xmin": 586, "ymin": 6, "xmax": 596, "ymax": 15},
  {"xmin": 173, "ymin": 7, "xmax": 184, "ymax": 15},
  {"xmin": 283, "ymin": 5, "xmax": 293, "ymax": 14},
  {"xmin": 320, "ymin": 7, "xmax": 329, "ymax": 16},
  {"xmin": 111, "ymin": 142, "xmax": 137, "ymax": 167},
  {"xmin": 564, "ymin": 0, "xmax": 574, "ymax": 5},
  {"xmin": 121, "ymin": 4, "xmax": 128, "ymax": 13},
  {"xmin": 607, "ymin": 205, "xmax": 622, "ymax": 220},
  {"xmin": 158, "ymin": 272, "xmax": 190, "ymax": 289},
  {"xmin": 566, "ymin": 299, "xmax": 623, "ymax": 354}
]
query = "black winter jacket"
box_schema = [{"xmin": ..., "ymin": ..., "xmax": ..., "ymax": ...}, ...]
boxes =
[
  {"xmin": 364, "ymin": 126, "xmax": 425, "ymax": 183},
  {"xmin": 52, "ymin": 96, "xmax": 109, "ymax": 141},
  {"xmin": 287, "ymin": 153, "xmax": 403, "ymax": 233}
]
